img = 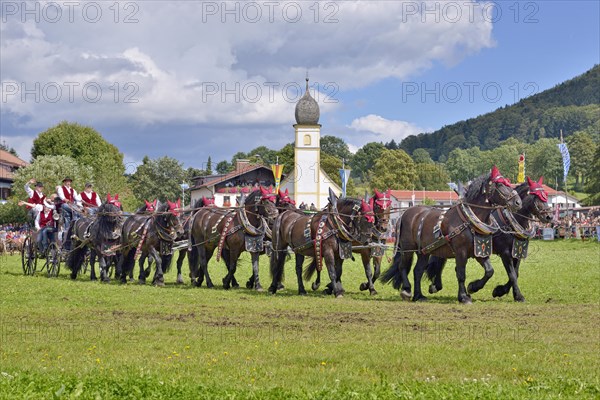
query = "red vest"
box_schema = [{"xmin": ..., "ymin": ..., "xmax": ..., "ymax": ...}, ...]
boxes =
[
  {"xmin": 62, "ymin": 186, "xmax": 75, "ymax": 202},
  {"xmin": 27, "ymin": 190, "xmax": 46, "ymax": 209},
  {"xmin": 80, "ymin": 191, "xmax": 97, "ymax": 207},
  {"xmin": 39, "ymin": 210, "xmax": 54, "ymax": 229}
]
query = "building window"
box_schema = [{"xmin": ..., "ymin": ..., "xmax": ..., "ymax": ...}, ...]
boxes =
[
  {"xmin": 303, "ymin": 134, "xmax": 311, "ymax": 146},
  {"xmin": 223, "ymin": 196, "xmax": 231, "ymax": 207}
]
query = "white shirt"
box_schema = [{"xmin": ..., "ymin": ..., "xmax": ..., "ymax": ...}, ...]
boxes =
[
  {"xmin": 24, "ymin": 183, "xmax": 45, "ymax": 212},
  {"xmin": 58, "ymin": 186, "xmax": 82, "ymax": 206}
]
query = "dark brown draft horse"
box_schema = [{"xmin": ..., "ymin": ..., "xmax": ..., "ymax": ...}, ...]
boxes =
[
  {"xmin": 118, "ymin": 200, "xmax": 184, "ymax": 286},
  {"xmin": 305, "ymin": 189, "xmax": 392, "ymax": 296},
  {"xmin": 425, "ymin": 177, "xmax": 552, "ymax": 302},
  {"xmin": 188, "ymin": 187, "xmax": 279, "ymax": 290},
  {"xmin": 381, "ymin": 166, "xmax": 522, "ymax": 304},
  {"xmin": 268, "ymin": 189, "xmax": 375, "ymax": 298}
]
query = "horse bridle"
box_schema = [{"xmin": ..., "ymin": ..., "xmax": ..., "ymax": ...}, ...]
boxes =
[{"xmin": 486, "ymin": 180, "xmax": 518, "ymax": 206}]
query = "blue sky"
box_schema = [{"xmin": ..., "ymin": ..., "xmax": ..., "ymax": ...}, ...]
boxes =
[{"xmin": 1, "ymin": 1, "xmax": 598, "ymax": 170}]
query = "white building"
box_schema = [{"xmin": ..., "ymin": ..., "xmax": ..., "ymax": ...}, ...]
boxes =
[{"xmin": 280, "ymin": 78, "xmax": 341, "ymax": 208}]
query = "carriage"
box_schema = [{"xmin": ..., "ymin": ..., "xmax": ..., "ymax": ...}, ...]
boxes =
[{"xmin": 20, "ymin": 212, "xmax": 63, "ymax": 277}]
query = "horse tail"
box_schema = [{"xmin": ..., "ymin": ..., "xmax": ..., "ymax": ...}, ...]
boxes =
[
  {"xmin": 269, "ymin": 214, "xmax": 283, "ymax": 279},
  {"xmin": 303, "ymin": 258, "xmax": 317, "ymax": 281},
  {"xmin": 379, "ymin": 250, "xmax": 403, "ymax": 289},
  {"xmin": 426, "ymin": 256, "xmax": 446, "ymax": 282},
  {"xmin": 65, "ymin": 223, "xmax": 85, "ymax": 277},
  {"xmin": 120, "ymin": 248, "xmax": 136, "ymax": 279},
  {"xmin": 162, "ymin": 253, "xmax": 173, "ymax": 274}
]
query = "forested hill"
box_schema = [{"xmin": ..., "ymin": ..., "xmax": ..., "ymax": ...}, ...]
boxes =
[{"xmin": 400, "ymin": 65, "xmax": 600, "ymax": 161}]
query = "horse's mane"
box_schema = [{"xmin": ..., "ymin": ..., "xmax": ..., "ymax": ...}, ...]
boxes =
[
  {"xmin": 464, "ymin": 172, "xmax": 490, "ymax": 202},
  {"xmin": 515, "ymin": 182, "xmax": 529, "ymax": 199},
  {"xmin": 97, "ymin": 202, "xmax": 122, "ymax": 240},
  {"xmin": 336, "ymin": 197, "xmax": 360, "ymax": 211}
]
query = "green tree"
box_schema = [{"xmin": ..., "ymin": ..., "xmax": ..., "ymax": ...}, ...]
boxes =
[
  {"xmin": 369, "ymin": 149, "xmax": 418, "ymax": 190},
  {"xmin": 0, "ymin": 201, "xmax": 27, "ymax": 224},
  {"xmin": 412, "ymin": 148, "xmax": 433, "ymax": 164},
  {"xmin": 567, "ymin": 131, "xmax": 596, "ymax": 189},
  {"xmin": 350, "ymin": 142, "xmax": 385, "ymax": 181},
  {"xmin": 385, "ymin": 139, "xmax": 398, "ymax": 150},
  {"xmin": 230, "ymin": 151, "xmax": 248, "ymax": 166},
  {"xmin": 275, "ymin": 143, "xmax": 295, "ymax": 175},
  {"xmin": 321, "ymin": 135, "xmax": 352, "ymax": 162},
  {"xmin": 248, "ymin": 146, "xmax": 278, "ymax": 165},
  {"xmin": 13, "ymin": 155, "xmax": 94, "ymax": 200},
  {"xmin": 216, "ymin": 161, "xmax": 232, "ymax": 174},
  {"xmin": 30, "ymin": 121, "xmax": 129, "ymax": 201},
  {"xmin": 446, "ymin": 147, "xmax": 486, "ymax": 182},
  {"xmin": 528, "ymin": 138, "xmax": 563, "ymax": 189},
  {"xmin": 206, "ymin": 157, "xmax": 213, "ymax": 175},
  {"xmin": 583, "ymin": 145, "xmax": 600, "ymax": 205},
  {"xmin": 416, "ymin": 163, "xmax": 450, "ymax": 190},
  {"xmin": 320, "ymin": 153, "xmax": 357, "ymax": 196},
  {"xmin": 130, "ymin": 156, "xmax": 189, "ymax": 204}
]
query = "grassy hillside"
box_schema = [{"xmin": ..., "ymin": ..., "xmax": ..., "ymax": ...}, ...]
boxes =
[{"xmin": 400, "ymin": 65, "xmax": 600, "ymax": 160}]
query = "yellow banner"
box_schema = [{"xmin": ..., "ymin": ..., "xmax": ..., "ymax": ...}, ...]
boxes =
[
  {"xmin": 271, "ymin": 164, "xmax": 284, "ymax": 192},
  {"xmin": 517, "ymin": 154, "xmax": 525, "ymax": 183}
]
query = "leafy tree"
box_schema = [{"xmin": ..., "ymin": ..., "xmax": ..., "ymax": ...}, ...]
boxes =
[
  {"xmin": 30, "ymin": 121, "xmax": 129, "ymax": 201},
  {"xmin": 130, "ymin": 156, "xmax": 189, "ymax": 204},
  {"xmin": 216, "ymin": 161, "xmax": 232, "ymax": 174},
  {"xmin": 583, "ymin": 145, "xmax": 600, "ymax": 205},
  {"xmin": 422, "ymin": 197, "xmax": 436, "ymax": 206},
  {"xmin": 231, "ymin": 151, "xmax": 248, "ymax": 166},
  {"xmin": 320, "ymin": 153, "xmax": 356, "ymax": 196},
  {"xmin": 321, "ymin": 135, "xmax": 353, "ymax": 163},
  {"xmin": 412, "ymin": 148, "xmax": 433, "ymax": 164},
  {"xmin": 446, "ymin": 147, "xmax": 486, "ymax": 182},
  {"xmin": 248, "ymin": 146, "xmax": 278, "ymax": 165},
  {"xmin": 385, "ymin": 139, "xmax": 398, "ymax": 150},
  {"xmin": 369, "ymin": 149, "xmax": 418, "ymax": 190},
  {"xmin": 206, "ymin": 157, "xmax": 213, "ymax": 175},
  {"xmin": 275, "ymin": 143, "xmax": 295, "ymax": 175},
  {"xmin": 13, "ymin": 155, "xmax": 94, "ymax": 199},
  {"xmin": 416, "ymin": 163, "xmax": 450, "ymax": 190},
  {"xmin": 528, "ymin": 138, "xmax": 563, "ymax": 189},
  {"xmin": 350, "ymin": 142, "xmax": 385, "ymax": 181},
  {"xmin": 567, "ymin": 131, "xmax": 596, "ymax": 189}
]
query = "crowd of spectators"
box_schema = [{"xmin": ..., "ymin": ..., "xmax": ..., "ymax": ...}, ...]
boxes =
[{"xmin": 536, "ymin": 207, "xmax": 600, "ymax": 240}]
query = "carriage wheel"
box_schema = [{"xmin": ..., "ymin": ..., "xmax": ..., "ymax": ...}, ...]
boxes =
[
  {"xmin": 21, "ymin": 237, "xmax": 37, "ymax": 276},
  {"xmin": 46, "ymin": 243, "xmax": 61, "ymax": 278}
]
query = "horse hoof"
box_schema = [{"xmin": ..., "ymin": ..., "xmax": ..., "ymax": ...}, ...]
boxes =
[
  {"xmin": 492, "ymin": 286, "xmax": 505, "ymax": 298},
  {"xmin": 369, "ymin": 289, "xmax": 378, "ymax": 296},
  {"xmin": 336, "ymin": 294, "xmax": 344, "ymax": 299},
  {"xmin": 277, "ymin": 283, "xmax": 285, "ymax": 291},
  {"xmin": 102, "ymin": 278, "xmax": 110, "ymax": 284},
  {"xmin": 323, "ymin": 288, "xmax": 333, "ymax": 295},
  {"xmin": 246, "ymin": 280, "xmax": 253, "ymax": 289},
  {"xmin": 232, "ymin": 283, "xmax": 240, "ymax": 289},
  {"xmin": 428, "ymin": 284, "xmax": 439, "ymax": 294},
  {"xmin": 154, "ymin": 281, "xmax": 165, "ymax": 287},
  {"xmin": 467, "ymin": 282, "xmax": 477, "ymax": 294},
  {"xmin": 359, "ymin": 283, "xmax": 368, "ymax": 291},
  {"xmin": 176, "ymin": 275, "xmax": 184, "ymax": 285},
  {"xmin": 138, "ymin": 280, "xmax": 146, "ymax": 285},
  {"xmin": 90, "ymin": 277, "xmax": 97, "ymax": 282},
  {"xmin": 311, "ymin": 282, "xmax": 320, "ymax": 291},
  {"xmin": 400, "ymin": 290, "xmax": 412, "ymax": 301},
  {"xmin": 412, "ymin": 295, "xmax": 428, "ymax": 302},
  {"xmin": 514, "ymin": 296, "xmax": 526, "ymax": 303},
  {"xmin": 459, "ymin": 295, "xmax": 472, "ymax": 305},
  {"xmin": 255, "ymin": 286, "xmax": 264, "ymax": 292},
  {"xmin": 299, "ymin": 290, "xmax": 307, "ymax": 296}
]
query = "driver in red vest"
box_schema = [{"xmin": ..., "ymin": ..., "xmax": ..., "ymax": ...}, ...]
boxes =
[
  {"xmin": 35, "ymin": 203, "xmax": 56, "ymax": 255},
  {"xmin": 24, "ymin": 179, "xmax": 46, "ymax": 221},
  {"xmin": 80, "ymin": 182, "xmax": 101, "ymax": 215},
  {"xmin": 57, "ymin": 177, "xmax": 81, "ymax": 232}
]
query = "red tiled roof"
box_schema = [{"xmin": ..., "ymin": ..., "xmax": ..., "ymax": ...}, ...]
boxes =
[
  {"xmin": 0, "ymin": 149, "xmax": 28, "ymax": 167},
  {"xmin": 391, "ymin": 190, "xmax": 458, "ymax": 201},
  {"xmin": 191, "ymin": 164, "xmax": 268, "ymax": 190}
]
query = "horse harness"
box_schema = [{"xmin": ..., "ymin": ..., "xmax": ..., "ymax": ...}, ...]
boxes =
[
  {"xmin": 418, "ymin": 202, "xmax": 500, "ymax": 257},
  {"xmin": 215, "ymin": 205, "xmax": 268, "ymax": 262},
  {"xmin": 491, "ymin": 208, "xmax": 536, "ymax": 259}
]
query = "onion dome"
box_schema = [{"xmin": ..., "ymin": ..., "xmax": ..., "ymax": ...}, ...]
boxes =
[{"xmin": 294, "ymin": 78, "xmax": 320, "ymax": 125}]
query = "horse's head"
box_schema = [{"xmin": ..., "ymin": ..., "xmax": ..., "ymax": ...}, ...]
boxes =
[
  {"xmin": 201, "ymin": 196, "xmax": 215, "ymax": 207},
  {"xmin": 277, "ymin": 188, "xmax": 296, "ymax": 210},
  {"xmin": 369, "ymin": 188, "xmax": 392, "ymax": 231},
  {"xmin": 486, "ymin": 166, "xmax": 521, "ymax": 211},
  {"xmin": 251, "ymin": 187, "xmax": 279, "ymax": 223},
  {"xmin": 338, "ymin": 198, "xmax": 375, "ymax": 244},
  {"xmin": 99, "ymin": 199, "xmax": 123, "ymax": 240},
  {"xmin": 106, "ymin": 193, "xmax": 122, "ymax": 210},
  {"xmin": 525, "ymin": 176, "xmax": 552, "ymax": 222},
  {"xmin": 144, "ymin": 199, "xmax": 158, "ymax": 212},
  {"xmin": 165, "ymin": 199, "xmax": 184, "ymax": 237}
]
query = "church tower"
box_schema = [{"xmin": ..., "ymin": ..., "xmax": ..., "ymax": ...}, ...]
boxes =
[
  {"xmin": 294, "ymin": 78, "xmax": 322, "ymax": 208},
  {"xmin": 280, "ymin": 77, "xmax": 340, "ymax": 209}
]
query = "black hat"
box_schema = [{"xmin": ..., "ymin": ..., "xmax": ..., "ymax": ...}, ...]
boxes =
[
  {"xmin": 62, "ymin": 177, "xmax": 72, "ymax": 183},
  {"xmin": 85, "ymin": 182, "xmax": 93, "ymax": 188},
  {"xmin": 35, "ymin": 182, "xmax": 44, "ymax": 188}
]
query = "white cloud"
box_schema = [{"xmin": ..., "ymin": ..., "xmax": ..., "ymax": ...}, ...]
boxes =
[
  {"xmin": 1, "ymin": 1, "xmax": 494, "ymax": 129},
  {"xmin": 348, "ymin": 114, "xmax": 428, "ymax": 146}
]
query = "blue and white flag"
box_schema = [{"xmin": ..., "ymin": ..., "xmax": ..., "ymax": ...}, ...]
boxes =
[
  {"xmin": 557, "ymin": 142, "xmax": 570, "ymax": 183},
  {"xmin": 339, "ymin": 169, "xmax": 351, "ymax": 198}
]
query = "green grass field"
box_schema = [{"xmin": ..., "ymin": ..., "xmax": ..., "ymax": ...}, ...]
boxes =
[{"xmin": 1, "ymin": 240, "xmax": 599, "ymax": 399}]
